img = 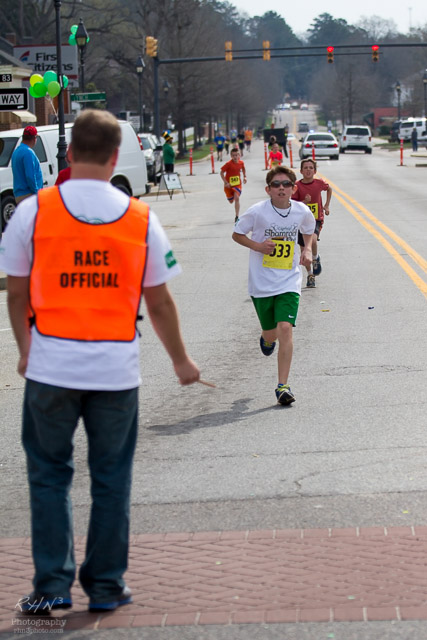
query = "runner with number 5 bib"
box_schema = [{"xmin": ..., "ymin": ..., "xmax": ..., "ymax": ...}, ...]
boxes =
[
  {"xmin": 220, "ymin": 148, "xmax": 247, "ymax": 223},
  {"xmin": 232, "ymin": 165, "xmax": 315, "ymax": 406},
  {"xmin": 292, "ymin": 159, "xmax": 332, "ymax": 288}
]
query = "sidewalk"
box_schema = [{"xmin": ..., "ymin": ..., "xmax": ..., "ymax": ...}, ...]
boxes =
[{"xmin": 2, "ymin": 525, "xmax": 427, "ymax": 634}]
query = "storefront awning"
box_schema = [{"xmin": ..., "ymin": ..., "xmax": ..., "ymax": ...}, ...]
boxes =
[{"xmin": 11, "ymin": 110, "xmax": 37, "ymax": 123}]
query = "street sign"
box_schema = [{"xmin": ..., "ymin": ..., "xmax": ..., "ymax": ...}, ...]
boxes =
[
  {"xmin": 70, "ymin": 92, "xmax": 106, "ymax": 102},
  {"xmin": 0, "ymin": 88, "xmax": 28, "ymax": 110},
  {"xmin": 0, "ymin": 74, "xmax": 12, "ymax": 83}
]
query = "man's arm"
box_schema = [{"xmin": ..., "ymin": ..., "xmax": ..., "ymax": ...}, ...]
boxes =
[
  {"xmin": 143, "ymin": 283, "xmax": 199, "ymax": 385},
  {"xmin": 24, "ymin": 153, "xmax": 40, "ymax": 194},
  {"xmin": 7, "ymin": 276, "xmax": 32, "ymax": 377},
  {"xmin": 300, "ymin": 234, "xmax": 313, "ymax": 269},
  {"xmin": 232, "ymin": 231, "xmax": 275, "ymax": 254},
  {"xmin": 220, "ymin": 169, "xmax": 228, "ymax": 187}
]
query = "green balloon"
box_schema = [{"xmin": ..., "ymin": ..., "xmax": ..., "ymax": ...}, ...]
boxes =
[
  {"xmin": 69, "ymin": 34, "xmax": 76, "ymax": 46},
  {"xmin": 71, "ymin": 24, "xmax": 78, "ymax": 34},
  {"xmin": 61, "ymin": 75, "xmax": 69, "ymax": 89},
  {"xmin": 30, "ymin": 73, "xmax": 43, "ymax": 87},
  {"xmin": 29, "ymin": 85, "xmax": 38, "ymax": 98},
  {"xmin": 47, "ymin": 81, "xmax": 61, "ymax": 98},
  {"xmin": 33, "ymin": 82, "xmax": 47, "ymax": 97},
  {"xmin": 43, "ymin": 70, "xmax": 57, "ymax": 86}
]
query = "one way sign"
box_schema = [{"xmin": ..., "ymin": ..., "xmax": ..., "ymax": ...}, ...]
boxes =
[{"xmin": 0, "ymin": 88, "xmax": 28, "ymax": 111}]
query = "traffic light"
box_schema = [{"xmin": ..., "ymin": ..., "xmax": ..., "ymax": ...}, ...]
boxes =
[
  {"xmin": 327, "ymin": 46, "xmax": 334, "ymax": 63},
  {"xmin": 146, "ymin": 36, "xmax": 158, "ymax": 58},
  {"xmin": 263, "ymin": 40, "xmax": 271, "ymax": 61},
  {"xmin": 372, "ymin": 45, "xmax": 379, "ymax": 62},
  {"xmin": 225, "ymin": 41, "xmax": 232, "ymax": 62}
]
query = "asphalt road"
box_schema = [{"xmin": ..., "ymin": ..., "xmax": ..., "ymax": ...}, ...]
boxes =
[{"xmin": 1, "ymin": 109, "xmax": 427, "ymax": 638}]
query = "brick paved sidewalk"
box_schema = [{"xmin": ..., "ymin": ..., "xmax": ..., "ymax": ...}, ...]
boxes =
[{"xmin": 1, "ymin": 525, "xmax": 427, "ymax": 633}]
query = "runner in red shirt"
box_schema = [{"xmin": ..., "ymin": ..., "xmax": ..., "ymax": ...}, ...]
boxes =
[
  {"xmin": 220, "ymin": 148, "xmax": 247, "ymax": 223},
  {"xmin": 292, "ymin": 158, "xmax": 332, "ymax": 288}
]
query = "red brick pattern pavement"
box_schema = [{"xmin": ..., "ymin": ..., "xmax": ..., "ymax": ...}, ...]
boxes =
[{"xmin": 2, "ymin": 526, "xmax": 427, "ymax": 632}]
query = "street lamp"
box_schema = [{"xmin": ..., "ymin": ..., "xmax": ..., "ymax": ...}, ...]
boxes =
[
  {"xmin": 75, "ymin": 18, "xmax": 89, "ymax": 92},
  {"xmin": 423, "ymin": 69, "xmax": 427, "ymax": 118},
  {"xmin": 53, "ymin": 0, "xmax": 67, "ymax": 172},
  {"xmin": 136, "ymin": 55, "xmax": 145, "ymax": 133},
  {"xmin": 395, "ymin": 81, "xmax": 401, "ymax": 122}
]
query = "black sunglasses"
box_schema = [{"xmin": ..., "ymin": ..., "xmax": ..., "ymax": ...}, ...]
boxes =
[{"xmin": 269, "ymin": 180, "xmax": 294, "ymax": 188}]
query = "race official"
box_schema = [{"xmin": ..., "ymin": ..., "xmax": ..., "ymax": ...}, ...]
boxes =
[{"xmin": 0, "ymin": 110, "xmax": 200, "ymax": 614}]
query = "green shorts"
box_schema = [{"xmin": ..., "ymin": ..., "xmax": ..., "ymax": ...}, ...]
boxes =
[{"xmin": 251, "ymin": 292, "xmax": 300, "ymax": 330}]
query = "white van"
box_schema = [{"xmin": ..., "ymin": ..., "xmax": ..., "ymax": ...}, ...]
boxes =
[
  {"xmin": 398, "ymin": 118, "xmax": 427, "ymax": 141},
  {"xmin": 0, "ymin": 120, "xmax": 149, "ymax": 231}
]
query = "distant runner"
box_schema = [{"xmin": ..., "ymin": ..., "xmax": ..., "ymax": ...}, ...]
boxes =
[{"xmin": 220, "ymin": 148, "xmax": 247, "ymax": 223}]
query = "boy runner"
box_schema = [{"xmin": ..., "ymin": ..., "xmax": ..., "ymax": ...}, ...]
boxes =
[
  {"xmin": 220, "ymin": 148, "xmax": 247, "ymax": 223},
  {"xmin": 232, "ymin": 165, "xmax": 315, "ymax": 405},
  {"xmin": 292, "ymin": 158, "xmax": 332, "ymax": 288},
  {"xmin": 268, "ymin": 142, "xmax": 283, "ymax": 168}
]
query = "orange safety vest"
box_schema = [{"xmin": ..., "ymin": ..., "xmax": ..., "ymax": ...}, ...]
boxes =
[{"xmin": 30, "ymin": 186, "xmax": 149, "ymax": 342}]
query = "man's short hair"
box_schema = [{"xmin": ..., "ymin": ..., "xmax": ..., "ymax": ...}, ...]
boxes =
[
  {"xmin": 300, "ymin": 158, "xmax": 317, "ymax": 171},
  {"xmin": 71, "ymin": 110, "xmax": 122, "ymax": 165},
  {"xmin": 266, "ymin": 165, "xmax": 296, "ymax": 185}
]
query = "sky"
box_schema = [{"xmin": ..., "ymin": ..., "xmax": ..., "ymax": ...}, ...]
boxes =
[{"xmin": 229, "ymin": 0, "xmax": 427, "ymax": 37}]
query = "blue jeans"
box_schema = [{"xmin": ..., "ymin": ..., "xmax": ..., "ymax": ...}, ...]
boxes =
[{"xmin": 22, "ymin": 380, "xmax": 138, "ymax": 602}]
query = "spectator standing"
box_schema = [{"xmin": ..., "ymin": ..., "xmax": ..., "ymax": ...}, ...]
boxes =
[
  {"xmin": 11, "ymin": 125, "xmax": 43, "ymax": 204},
  {"xmin": 163, "ymin": 135, "xmax": 175, "ymax": 173},
  {"xmin": 411, "ymin": 127, "xmax": 418, "ymax": 152}
]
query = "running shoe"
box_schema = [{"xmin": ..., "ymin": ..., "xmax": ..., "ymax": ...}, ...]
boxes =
[
  {"xmin": 260, "ymin": 335, "xmax": 276, "ymax": 356},
  {"xmin": 234, "ymin": 216, "xmax": 239, "ymax": 223},
  {"xmin": 275, "ymin": 384, "xmax": 296, "ymax": 405},
  {"xmin": 306, "ymin": 274, "xmax": 315, "ymax": 288},
  {"xmin": 312, "ymin": 255, "xmax": 322, "ymax": 276},
  {"xmin": 89, "ymin": 586, "xmax": 133, "ymax": 612}
]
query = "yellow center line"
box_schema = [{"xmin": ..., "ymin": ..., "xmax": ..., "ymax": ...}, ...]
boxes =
[{"xmin": 320, "ymin": 176, "xmax": 427, "ymax": 298}]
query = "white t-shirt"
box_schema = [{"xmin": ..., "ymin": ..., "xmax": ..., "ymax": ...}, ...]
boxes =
[
  {"xmin": 234, "ymin": 198, "xmax": 315, "ymax": 298},
  {"xmin": 0, "ymin": 180, "xmax": 181, "ymax": 390}
]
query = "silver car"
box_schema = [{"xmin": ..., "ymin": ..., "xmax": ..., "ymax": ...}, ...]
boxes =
[{"xmin": 299, "ymin": 132, "xmax": 340, "ymax": 160}]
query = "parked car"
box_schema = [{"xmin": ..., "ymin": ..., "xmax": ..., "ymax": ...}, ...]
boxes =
[
  {"xmin": 299, "ymin": 132, "xmax": 339, "ymax": 160},
  {"xmin": 300, "ymin": 103, "xmax": 309, "ymax": 110},
  {"xmin": 138, "ymin": 133, "xmax": 163, "ymax": 183},
  {"xmin": 0, "ymin": 120, "xmax": 149, "ymax": 231},
  {"xmin": 339, "ymin": 125, "xmax": 372, "ymax": 154},
  {"xmin": 298, "ymin": 122, "xmax": 310, "ymax": 133}
]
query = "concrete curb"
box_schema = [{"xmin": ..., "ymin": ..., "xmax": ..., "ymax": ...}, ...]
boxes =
[{"xmin": 0, "ymin": 271, "xmax": 6, "ymax": 291}]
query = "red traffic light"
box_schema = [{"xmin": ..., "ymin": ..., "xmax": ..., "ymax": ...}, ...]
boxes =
[
  {"xmin": 327, "ymin": 46, "xmax": 334, "ymax": 53},
  {"xmin": 372, "ymin": 44, "xmax": 379, "ymax": 61},
  {"xmin": 326, "ymin": 46, "xmax": 334, "ymax": 63}
]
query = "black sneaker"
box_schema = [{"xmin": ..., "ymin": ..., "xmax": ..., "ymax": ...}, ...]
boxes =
[
  {"xmin": 275, "ymin": 384, "xmax": 296, "ymax": 405},
  {"xmin": 260, "ymin": 335, "xmax": 276, "ymax": 356},
  {"xmin": 306, "ymin": 274, "xmax": 315, "ymax": 288},
  {"xmin": 313, "ymin": 255, "xmax": 322, "ymax": 276},
  {"xmin": 17, "ymin": 592, "xmax": 72, "ymax": 615},
  {"xmin": 89, "ymin": 586, "xmax": 132, "ymax": 612}
]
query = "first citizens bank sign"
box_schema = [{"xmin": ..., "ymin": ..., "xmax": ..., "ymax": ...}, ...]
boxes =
[{"xmin": 13, "ymin": 45, "xmax": 78, "ymax": 78}]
